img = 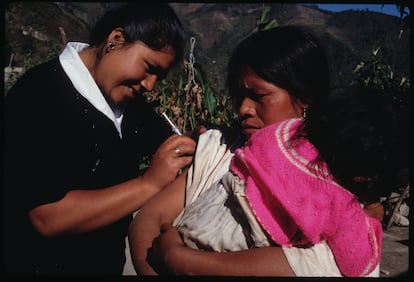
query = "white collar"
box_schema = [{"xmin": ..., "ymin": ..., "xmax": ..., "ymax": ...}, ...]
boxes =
[{"xmin": 59, "ymin": 42, "xmax": 123, "ymax": 138}]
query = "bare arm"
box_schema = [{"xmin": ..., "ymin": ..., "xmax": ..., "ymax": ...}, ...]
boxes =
[
  {"xmin": 128, "ymin": 169, "xmax": 188, "ymax": 275},
  {"xmin": 363, "ymin": 202, "xmax": 384, "ymax": 221},
  {"xmin": 29, "ymin": 134, "xmax": 195, "ymax": 237},
  {"xmin": 150, "ymin": 224, "xmax": 295, "ymax": 276}
]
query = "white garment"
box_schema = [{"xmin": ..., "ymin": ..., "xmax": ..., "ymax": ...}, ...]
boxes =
[
  {"xmin": 173, "ymin": 129, "xmax": 380, "ymax": 277},
  {"xmin": 59, "ymin": 42, "xmax": 124, "ymax": 137},
  {"xmin": 283, "ymin": 242, "xmax": 380, "ymax": 277},
  {"xmin": 175, "ymin": 129, "xmax": 234, "ymax": 212}
]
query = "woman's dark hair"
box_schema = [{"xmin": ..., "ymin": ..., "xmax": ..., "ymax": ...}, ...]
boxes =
[
  {"xmin": 302, "ymin": 85, "xmax": 401, "ymax": 202},
  {"xmin": 89, "ymin": 3, "xmax": 185, "ymax": 62},
  {"xmin": 227, "ymin": 25, "xmax": 330, "ymax": 110}
]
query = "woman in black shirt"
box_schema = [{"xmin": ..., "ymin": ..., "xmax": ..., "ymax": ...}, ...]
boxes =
[{"xmin": 4, "ymin": 3, "xmax": 195, "ymax": 274}]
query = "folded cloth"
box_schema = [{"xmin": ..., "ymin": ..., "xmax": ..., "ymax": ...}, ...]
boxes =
[
  {"xmin": 283, "ymin": 241, "xmax": 380, "ymax": 277},
  {"xmin": 174, "ymin": 129, "xmax": 269, "ymax": 250},
  {"xmin": 230, "ymin": 118, "xmax": 382, "ymax": 277},
  {"xmin": 174, "ymin": 169, "xmax": 272, "ymax": 251},
  {"xmin": 173, "ymin": 129, "xmax": 233, "ymax": 224}
]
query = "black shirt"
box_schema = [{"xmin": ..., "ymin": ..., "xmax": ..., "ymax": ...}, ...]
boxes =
[{"xmin": 4, "ymin": 58, "xmax": 172, "ymax": 274}]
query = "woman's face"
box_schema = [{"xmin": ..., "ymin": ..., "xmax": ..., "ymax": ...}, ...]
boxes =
[
  {"xmin": 93, "ymin": 41, "xmax": 176, "ymax": 105},
  {"xmin": 237, "ymin": 67, "xmax": 303, "ymax": 137}
]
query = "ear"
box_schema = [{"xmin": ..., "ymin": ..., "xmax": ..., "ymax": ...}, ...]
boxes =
[
  {"xmin": 294, "ymin": 101, "xmax": 308, "ymax": 112},
  {"xmin": 297, "ymin": 101, "xmax": 309, "ymax": 109},
  {"xmin": 294, "ymin": 101, "xmax": 309, "ymax": 118},
  {"xmin": 107, "ymin": 27, "xmax": 126, "ymax": 45}
]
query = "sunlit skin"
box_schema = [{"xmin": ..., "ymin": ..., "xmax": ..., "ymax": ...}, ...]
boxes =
[
  {"xmin": 80, "ymin": 29, "xmax": 176, "ymax": 105},
  {"xmin": 26, "ymin": 28, "xmax": 196, "ymax": 239},
  {"xmin": 238, "ymin": 67, "xmax": 304, "ymax": 137}
]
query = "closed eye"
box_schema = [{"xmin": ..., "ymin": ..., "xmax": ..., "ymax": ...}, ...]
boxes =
[
  {"xmin": 246, "ymin": 90, "xmax": 269, "ymax": 102},
  {"xmin": 146, "ymin": 63, "xmax": 166, "ymax": 79}
]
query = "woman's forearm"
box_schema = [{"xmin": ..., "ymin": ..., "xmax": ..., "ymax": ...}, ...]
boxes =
[
  {"xmin": 29, "ymin": 135, "xmax": 195, "ymax": 237},
  {"xmin": 28, "ymin": 177, "xmax": 162, "ymax": 237},
  {"xmin": 166, "ymin": 246, "xmax": 295, "ymax": 276}
]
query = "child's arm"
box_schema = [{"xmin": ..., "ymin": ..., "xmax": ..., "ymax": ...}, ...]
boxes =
[{"xmin": 128, "ymin": 169, "xmax": 188, "ymax": 275}]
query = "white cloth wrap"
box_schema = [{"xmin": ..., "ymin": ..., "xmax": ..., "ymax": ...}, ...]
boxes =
[{"xmin": 173, "ymin": 129, "xmax": 379, "ymax": 277}]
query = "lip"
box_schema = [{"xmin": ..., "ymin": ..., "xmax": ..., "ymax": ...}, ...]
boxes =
[
  {"xmin": 241, "ymin": 123, "xmax": 259, "ymax": 136},
  {"xmin": 242, "ymin": 128, "xmax": 258, "ymax": 136},
  {"xmin": 127, "ymin": 85, "xmax": 140, "ymax": 97}
]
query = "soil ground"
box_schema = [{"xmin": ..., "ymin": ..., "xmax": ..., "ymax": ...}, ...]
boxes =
[{"xmin": 379, "ymin": 225, "xmax": 410, "ymax": 278}]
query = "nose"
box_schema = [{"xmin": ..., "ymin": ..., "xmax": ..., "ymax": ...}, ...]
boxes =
[
  {"xmin": 238, "ymin": 97, "xmax": 255, "ymax": 117},
  {"xmin": 140, "ymin": 74, "xmax": 157, "ymax": 92}
]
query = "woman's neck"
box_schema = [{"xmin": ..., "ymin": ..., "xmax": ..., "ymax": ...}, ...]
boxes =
[{"xmin": 79, "ymin": 47, "xmax": 98, "ymax": 78}]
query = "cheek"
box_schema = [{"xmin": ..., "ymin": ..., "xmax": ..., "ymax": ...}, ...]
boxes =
[
  {"xmin": 96, "ymin": 62, "xmax": 135, "ymax": 96},
  {"xmin": 253, "ymin": 105, "xmax": 274, "ymax": 126},
  {"xmin": 261, "ymin": 102, "xmax": 297, "ymax": 125},
  {"xmin": 97, "ymin": 52, "xmax": 136, "ymax": 83}
]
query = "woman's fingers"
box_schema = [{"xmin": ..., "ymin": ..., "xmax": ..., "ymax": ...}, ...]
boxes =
[{"xmin": 142, "ymin": 134, "xmax": 196, "ymax": 189}]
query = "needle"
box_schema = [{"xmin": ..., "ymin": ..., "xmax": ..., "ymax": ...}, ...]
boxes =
[{"xmin": 161, "ymin": 112, "xmax": 182, "ymax": 136}]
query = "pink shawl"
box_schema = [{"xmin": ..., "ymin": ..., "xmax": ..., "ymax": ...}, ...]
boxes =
[{"xmin": 230, "ymin": 118, "xmax": 382, "ymax": 277}]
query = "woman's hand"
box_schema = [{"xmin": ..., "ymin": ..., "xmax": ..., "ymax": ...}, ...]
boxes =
[
  {"xmin": 142, "ymin": 134, "xmax": 196, "ymax": 191},
  {"xmin": 147, "ymin": 223, "xmax": 185, "ymax": 274}
]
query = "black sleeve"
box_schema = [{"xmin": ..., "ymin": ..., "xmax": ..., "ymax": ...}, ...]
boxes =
[{"xmin": 4, "ymin": 61, "xmax": 68, "ymax": 211}]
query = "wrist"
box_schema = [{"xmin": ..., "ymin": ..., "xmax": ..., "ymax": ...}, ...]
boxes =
[
  {"xmin": 139, "ymin": 174, "xmax": 164, "ymax": 195},
  {"xmin": 135, "ymin": 258, "xmax": 158, "ymax": 276},
  {"xmin": 164, "ymin": 244, "xmax": 191, "ymax": 275}
]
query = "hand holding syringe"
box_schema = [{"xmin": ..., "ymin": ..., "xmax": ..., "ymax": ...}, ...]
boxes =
[{"xmin": 161, "ymin": 112, "xmax": 183, "ymax": 136}]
